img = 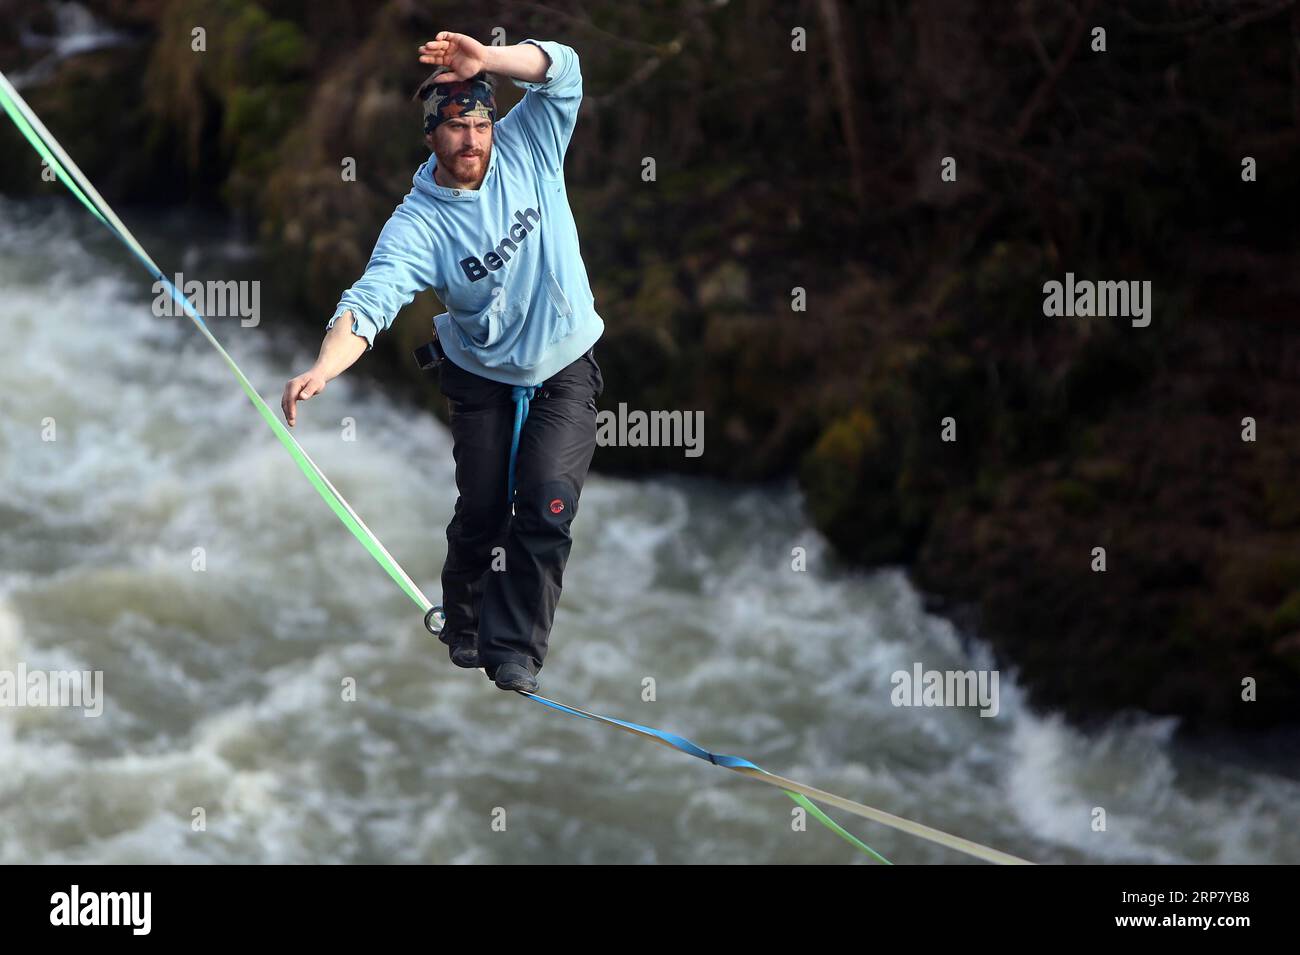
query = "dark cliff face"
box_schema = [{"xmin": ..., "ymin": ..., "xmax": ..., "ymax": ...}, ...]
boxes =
[{"xmin": 2, "ymin": 0, "xmax": 1297, "ymax": 732}]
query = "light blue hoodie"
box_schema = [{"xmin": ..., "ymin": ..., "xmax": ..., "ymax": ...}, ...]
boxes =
[{"xmin": 327, "ymin": 39, "xmax": 603, "ymax": 386}]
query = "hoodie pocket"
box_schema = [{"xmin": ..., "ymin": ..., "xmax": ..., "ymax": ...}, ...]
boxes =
[
  {"xmin": 544, "ymin": 269, "xmax": 576, "ymax": 343},
  {"xmin": 455, "ymin": 288, "xmax": 508, "ymax": 348}
]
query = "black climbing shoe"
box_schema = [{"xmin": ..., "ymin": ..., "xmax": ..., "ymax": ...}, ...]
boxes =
[
  {"xmin": 448, "ymin": 638, "xmax": 480, "ymax": 669},
  {"xmin": 424, "ymin": 606, "xmax": 479, "ymax": 669},
  {"xmin": 493, "ymin": 661, "xmax": 538, "ymax": 693}
]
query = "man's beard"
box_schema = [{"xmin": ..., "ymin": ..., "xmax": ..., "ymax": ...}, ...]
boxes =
[{"xmin": 436, "ymin": 141, "xmax": 491, "ymax": 182}]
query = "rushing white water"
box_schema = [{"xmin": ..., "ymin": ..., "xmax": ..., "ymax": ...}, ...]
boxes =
[
  {"xmin": 0, "ymin": 197, "xmax": 1297, "ymax": 864},
  {"xmin": 11, "ymin": 1, "xmax": 135, "ymax": 89}
]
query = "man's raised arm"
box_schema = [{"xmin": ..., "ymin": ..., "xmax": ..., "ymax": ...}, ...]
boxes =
[{"xmin": 417, "ymin": 32, "xmax": 550, "ymax": 84}]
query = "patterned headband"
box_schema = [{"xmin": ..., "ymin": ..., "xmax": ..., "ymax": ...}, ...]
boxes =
[{"xmin": 418, "ymin": 72, "xmax": 497, "ymax": 133}]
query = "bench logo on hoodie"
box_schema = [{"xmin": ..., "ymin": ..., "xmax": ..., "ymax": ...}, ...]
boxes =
[{"xmin": 459, "ymin": 207, "xmax": 542, "ymax": 281}]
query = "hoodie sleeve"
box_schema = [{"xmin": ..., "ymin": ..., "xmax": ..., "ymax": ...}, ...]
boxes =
[
  {"xmin": 503, "ymin": 39, "xmax": 582, "ymax": 179},
  {"xmin": 327, "ymin": 200, "xmax": 437, "ymax": 350}
]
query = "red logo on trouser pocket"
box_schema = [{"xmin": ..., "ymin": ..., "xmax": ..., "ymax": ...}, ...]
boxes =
[{"xmin": 549, "ymin": 498, "xmax": 565, "ymax": 514}]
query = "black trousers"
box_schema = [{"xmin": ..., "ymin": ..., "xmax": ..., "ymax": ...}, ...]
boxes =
[{"xmin": 437, "ymin": 346, "xmax": 604, "ymax": 677}]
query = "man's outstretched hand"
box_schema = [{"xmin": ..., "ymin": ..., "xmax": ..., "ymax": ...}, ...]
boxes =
[
  {"xmin": 418, "ymin": 32, "xmax": 488, "ymax": 80},
  {"xmin": 281, "ymin": 370, "xmax": 326, "ymax": 428}
]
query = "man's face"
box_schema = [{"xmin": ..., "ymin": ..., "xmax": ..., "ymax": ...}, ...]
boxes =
[{"xmin": 427, "ymin": 117, "xmax": 493, "ymax": 184}]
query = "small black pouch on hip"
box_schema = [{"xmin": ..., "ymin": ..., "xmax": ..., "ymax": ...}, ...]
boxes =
[{"xmin": 413, "ymin": 333, "xmax": 446, "ymax": 370}]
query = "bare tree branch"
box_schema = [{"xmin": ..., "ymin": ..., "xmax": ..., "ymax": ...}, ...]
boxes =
[
  {"xmin": 502, "ymin": 0, "xmax": 665, "ymax": 53},
  {"xmin": 816, "ymin": 0, "xmax": 866, "ymax": 213},
  {"xmin": 1010, "ymin": 0, "xmax": 1097, "ymax": 144}
]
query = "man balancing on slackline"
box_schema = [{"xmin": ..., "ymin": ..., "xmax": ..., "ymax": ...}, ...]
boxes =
[{"xmin": 281, "ymin": 32, "xmax": 604, "ymax": 693}]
